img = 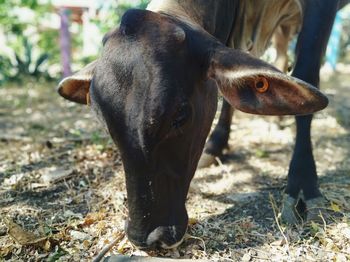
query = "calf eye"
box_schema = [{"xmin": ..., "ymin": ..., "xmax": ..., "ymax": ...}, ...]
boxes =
[
  {"xmin": 254, "ymin": 77, "xmax": 269, "ymax": 93},
  {"xmin": 172, "ymin": 102, "xmax": 191, "ymax": 129}
]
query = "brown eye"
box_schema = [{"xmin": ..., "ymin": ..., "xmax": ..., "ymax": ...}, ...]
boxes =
[{"xmin": 254, "ymin": 77, "xmax": 269, "ymax": 93}]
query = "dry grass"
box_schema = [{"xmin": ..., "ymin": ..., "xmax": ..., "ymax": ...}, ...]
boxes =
[{"xmin": 0, "ymin": 73, "xmax": 349, "ymax": 261}]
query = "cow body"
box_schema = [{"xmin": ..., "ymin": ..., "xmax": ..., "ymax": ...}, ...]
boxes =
[
  {"xmin": 148, "ymin": 0, "xmax": 302, "ymax": 56},
  {"xmin": 200, "ymin": 0, "xmax": 341, "ymax": 223},
  {"xmin": 58, "ymin": 0, "xmax": 335, "ymax": 249}
]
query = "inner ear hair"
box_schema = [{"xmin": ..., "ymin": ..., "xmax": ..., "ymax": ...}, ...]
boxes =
[
  {"xmin": 57, "ymin": 60, "xmax": 97, "ymax": 104},
  {"xmin": 58, "ymin": 77, "xmax": 91, "ymax": 105},
  {"xmin": 213, "ymin": 68, "xmax": 277, "ymax": 89}
]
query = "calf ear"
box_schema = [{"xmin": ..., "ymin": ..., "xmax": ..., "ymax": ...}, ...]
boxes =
[
  {"xmin": 57, "ymin": 61, "xmax": 97, "ymax": 105},
  {"xmin": 207, "ymin": 47, "xmax": 328, "ymax": 115}
]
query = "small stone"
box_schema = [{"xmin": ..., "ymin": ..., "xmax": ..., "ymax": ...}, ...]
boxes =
[
  {"xmin": 242, "ymin": 253, "xmax": 251, "ymax": 262},
  {"xmin": 0, "ymin": 225, "xmax": 8, "ymax": 236},
  {"xmin": 343, "ymin": 227, "xmax": 350, "ymax": 240},
  {"xmin": 3, "ymin": 173, "xmax": 25, "ymax": 187},
  {"xmin": 70, "ymin": 230, "xmax": 91, "ymax": 241},
  {"xmin": 227, "ymin": 192, "xmax": 259, "ymax": 203},
  {"xmin": 41, "ymin": 167, "xmax": 73, "ymax": 184}
]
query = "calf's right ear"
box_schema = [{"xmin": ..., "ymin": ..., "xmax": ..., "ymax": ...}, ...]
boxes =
[
  {"xmin": 57, "ymin": 61, "xmax": 97, "ymax": 105},
  {"xmin": 206, "ymin": 47, "xmax": 328, "ymax": 116}
]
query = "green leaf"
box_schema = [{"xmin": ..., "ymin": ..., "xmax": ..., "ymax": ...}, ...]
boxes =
[
  {"xmin": 255, "ymin": 149, "xmax": 269, "ymax": 158},
  {"xmin": 14, "ymin": 52, "xmax": 28, "ymax": 75},
  {"xmin": 23, "ymin": 37, "xmax": 32, "ymax": 68},
  {"xmin": 47, "ymin": 247, "xmax": 67, "ymax": 262},
  {"xmin": 33, "ymin": 53, "xmax": 49, "ymax": 74},
  {"xmin": 330, "ymin": 202, "xmax": 341, "ymax": 212}
]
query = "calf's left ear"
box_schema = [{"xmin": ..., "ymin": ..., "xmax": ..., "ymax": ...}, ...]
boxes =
[
  {"xmin": 57, "ymin": 61, "xmax": 97, "ymax": 105},
  {"xmin": 207, "ymin": 47, "xmax": 328, "ymax": 115}
]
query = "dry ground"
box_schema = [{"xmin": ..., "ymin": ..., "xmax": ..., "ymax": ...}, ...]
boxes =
[{"xmin": 0, "ymin": 72, "xmax": 349, "ymax": 261}]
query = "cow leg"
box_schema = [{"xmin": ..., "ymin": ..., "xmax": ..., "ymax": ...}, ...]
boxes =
[
  {"xmin": 272, "ymin": 25, "xmax": 291, "ymax": 73},
  {"xmin": 198, "ymin": 100, "xmax": 234, "ymax": 168},
  {"xmin": 281, "ymin": 0, "xmax": 339, "ymax": 224},
  {"xmin": 272, "ymin": 25, "xmax": 292, "ymax": 128}
]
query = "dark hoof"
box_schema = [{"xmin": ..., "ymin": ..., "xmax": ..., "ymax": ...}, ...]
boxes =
[
  {"xmin": 305, "ymin": 197, "xmax": 328, "ymax": 223},
  {"xmin": 281, "ymin": 194, "xmax": 300, "ymax": 224},
  {"xmin": 197, "ymin": 152, "xmax": 217, "ymax": 168}
]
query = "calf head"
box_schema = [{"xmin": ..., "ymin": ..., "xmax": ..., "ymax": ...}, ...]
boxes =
[{"xmin": 58, "ymin": 9, "xmax": 328, "ymax": 249}]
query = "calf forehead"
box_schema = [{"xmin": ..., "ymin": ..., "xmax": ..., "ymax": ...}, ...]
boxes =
[
  {"xmin": 96, "ymin": 36, "xmax": 191, "ymax": 127},
  {"xmin": 120, "ymin": 9, "xmax": 160, "ymax": 34},
  {"xmin": 102, "ymin": 10, "xmax": 189, "ymax": 68},
  {"xmin": 99, "ymin": 12, "xmax": 194, "ymax": 96},
  {"xmin": 116, "ymin": 9, "xmax": 184, "ymax": 44}
]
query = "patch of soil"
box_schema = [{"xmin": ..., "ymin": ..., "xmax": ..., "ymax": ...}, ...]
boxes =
[{"xmin": 0, "ymin": 75, "xmax": 349, "ymax": 261}]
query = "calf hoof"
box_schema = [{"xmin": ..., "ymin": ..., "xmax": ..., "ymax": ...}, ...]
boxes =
[
  {"xmin": 197, "ymin": 152, "xmax": 217, "ymax": 168},
  {"xmin": 305, "ymin": 197, "xmax": 328, "ymax": 223},
  {"xmin": 281, "ymin": 194, "xmax": 300, "ymax": 224}
]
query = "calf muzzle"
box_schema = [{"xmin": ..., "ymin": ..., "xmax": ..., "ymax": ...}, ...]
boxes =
[{"xmin": 126, "ymin": 222, "xmax": 187, "ymax": 249}]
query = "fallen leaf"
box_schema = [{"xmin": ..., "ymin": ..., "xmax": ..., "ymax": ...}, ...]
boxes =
[
  {"xmin": 188, "ymin": 218, "xmax": 198, "ymax": 226},
  {"xmin": 330, "ymin": 202, "xmax": 341, "ymax": 212},
  {"xmin": 83, "ymin": 239, "xmax": 90, "ymax": 248},
  {"xmin": 82, "ymin": 212, "xmax": 106, "ymax": 227},
  {"xmin": 117, "ymin": 237, "xmax": 129, "ymax": 254},
  {"xmin": 3, "ymin": 217, "xmax": 47, "ymax": 248}
]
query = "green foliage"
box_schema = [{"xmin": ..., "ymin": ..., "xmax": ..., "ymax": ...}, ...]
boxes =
[
  {"xmin": 0, "ymin": 0, "xmax": 51, "ymax": 35},
  {"xmin": 0, "ymin": 0, "xmax": 151, "ymax": 85},
  {"xmin": 0, "ymin": 0, "xmax": 55, "ymax": 84},
  {"xmin": 0, "ymin": 55, "xmax": 14, "ymax": 84},
  {"xmin": 91, "ymin": 131, "xmax": 112, "ymax": 152},
  {"xmin": 37, "ymin": 29, "xmax": 61, "ymax": 66},
  {"xmin": 94, "ymin": 0, "xmax": 150, "ymax": 34},
  {"xmin": 0, "ymin": 37, "xmax": 51, "ymax": 84},
  {"xmin": 47, "ymin": 247, "xmax": 68, "ymax": 262},
  {"xmin": 255, "ymin": 149, "xmax": 270, "ymax": 158}
]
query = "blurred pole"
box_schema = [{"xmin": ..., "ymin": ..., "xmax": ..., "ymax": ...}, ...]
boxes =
[{"xmin": 59, "ymin": 8, "xmax": 72, "ymax": 77}]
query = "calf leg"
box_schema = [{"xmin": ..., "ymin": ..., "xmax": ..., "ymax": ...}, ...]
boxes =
[
  {"xmin": 281, "ymin": 0, "xmax": 339, "ymax": 224},
  {"xmin": 198, "ymin": 100, "xmax": 234, "ymax": 168}
]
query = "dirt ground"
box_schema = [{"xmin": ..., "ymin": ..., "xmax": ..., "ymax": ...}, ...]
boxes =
[{"xmin": 0, "ymin": 72, "xmax": 349, "ymax": 261}]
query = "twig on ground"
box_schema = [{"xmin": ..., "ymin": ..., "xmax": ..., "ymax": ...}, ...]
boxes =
[
  {"xmin": 215, "ymin": 157, "xmax": 231, "ymax": 176},
  {"xmin": 92, "ymin": 232, "xmax": 125, "ymax": 262},
  {"xmin": 0, "ymin": 134, "xmax": 109, "ymax": 143},
  {"xmin": 320, "ymin": 212, "xmax": 327, "ymax": 232},
  {"xmin": 301, "ymin": 243, "xmax": 350, "ymax": 256},
  {"xmin": 269, "ymin": 194, "xmax": 290, "ymax": 252},
  {"xmin": 250, "ymin": 255, "xmax": 270, "ymax": 260},
  {"xmin": 185, "ymin": 234, "xmax": 207, "ymax": 254}
]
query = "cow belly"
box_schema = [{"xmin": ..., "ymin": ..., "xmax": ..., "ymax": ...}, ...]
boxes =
[{"xmin": 229, "ymin": 0, "xmax": 303, "ymax": 57}]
